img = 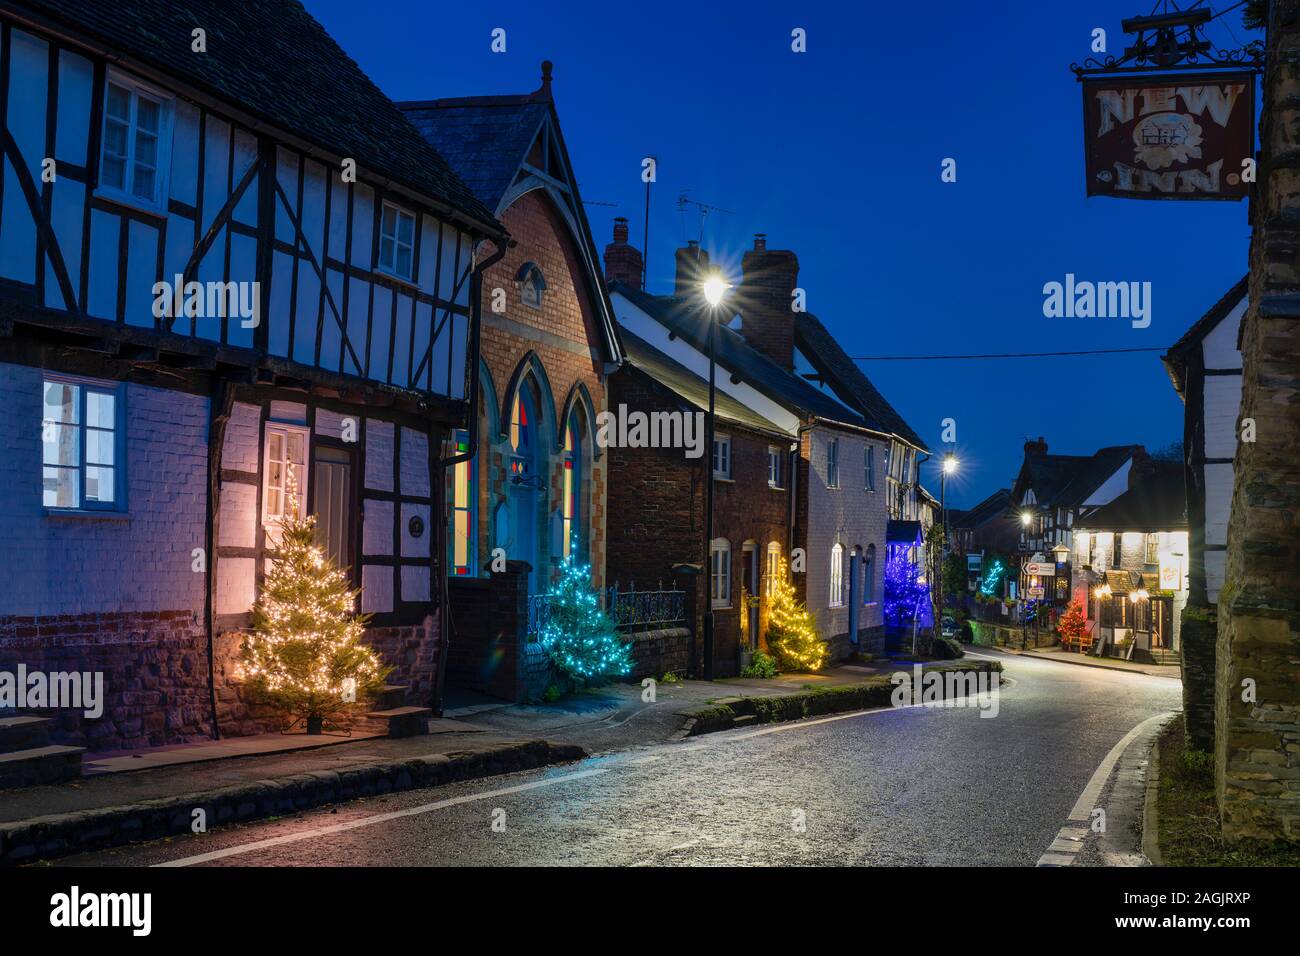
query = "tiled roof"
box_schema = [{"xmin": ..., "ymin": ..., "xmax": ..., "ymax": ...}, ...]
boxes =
[
  {"xmin": 1077, "ymin": 461, "xmax": 1187, "ymax": 532},
  {"xmin": 793, "ymin": 312, "xmax": 927, "ymax": 450},
  {"xmin": 16, "ymin": 0, "xmax": 500, "ymax": 234},
  {"xmin": 1055, "ymin": 445, "xmax": 1143, "ymax": 507},
  {"xmin": 619, "ymin": 329, "xmax": 787, "ymax": 436},
  {"xmin": 400, "ymin": 98, "xmax": 549, "ymax": 214},
  {"xmin": 610, "ymin": 281, "xmax": 869, "ymax": 428},
  {"xmin": 955, "ymin": 488, "xmax": 1013, "ymax": 529}
]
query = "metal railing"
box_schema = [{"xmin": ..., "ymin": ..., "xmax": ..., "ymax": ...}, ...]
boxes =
[{"xmin": 526, "ymin": 581, "xmax": 687, "ymax": 639}]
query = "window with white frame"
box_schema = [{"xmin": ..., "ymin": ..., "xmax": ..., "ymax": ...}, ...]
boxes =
[
  {"xmin": 829, "ymin": 543, "xmax": 845, "ymax": 607},
  {"xmin": 99, "ymin": 74, "xmax": 172, "ymax": 212},
  {"xmin": 41, "ymin": 378, "xmax": 124, "ymax": 511},
  {"xmin": 827, "ymin": 437, "xmax": 840, "ymax": 488},
  {"xmin": 263, "ymin": 424, "xmax": 309, "ymax": 527},
  {"xmin": 765, "ymin": 541, "xmax": 781, "ymax": 597},
  {"xmin": 865, "ymin": 445, "xmax": 875, "ymax": 491},
  {"xmin": 713, "ymin": 435, "xmax": 731, "ymax": 479},
  {"xmin": 767, "ymin": 446, "xmax": 782, "ymax": 488},
  {"xmin": 378, "ymin": 202, "xmax": 416, "ymax": 280},
  {"xmin": 711, "ymin": 538, "xmax": 731, "ymax": 607}
]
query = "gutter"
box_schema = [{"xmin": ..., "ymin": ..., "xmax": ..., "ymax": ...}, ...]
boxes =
[{"xmin": 430, "ymin": 236, "xmax": 512, "ymax": 715}]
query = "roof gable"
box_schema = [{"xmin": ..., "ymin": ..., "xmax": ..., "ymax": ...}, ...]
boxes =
[{"xmin": 1162, "ymin": 276, "xmax": 1248, "ymax": 396}]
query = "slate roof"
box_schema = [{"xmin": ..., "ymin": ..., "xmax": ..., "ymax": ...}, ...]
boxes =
[
  {"xmin": 15, "ymin": 0, "xmax": 500, "ymax": 235},
  {"xmin": 794, "ymin": 312, "xmax": 927, "ymax": 450},
  {"xmin": 1055, "ymin": 445, "xmax": 1144, "ymax": 507},
  {"xmin": 400, "ymin": 97, "xmax": 549, "ymax": 214},
  {"xmin": 619, "ymin": 329, "xmax": 787, "ymax": 436},
  {"xmin": 1016, "ymin": 445, "xmax": 1140, "ymax": 510},
  {"xmin": 610, "ymin": 280, "xmax": 871, "ymax": 429},
  {"xmin": 1161, "ymin": 276, "xmax": 1248, "ymax": 397},
  {"xmin": 1076, "ymin": 461, "xmax": 1187, "ymax": 532},
  {"xmin": 954, "ymin": 488, "xmax": 1013, "ymax": 530}
]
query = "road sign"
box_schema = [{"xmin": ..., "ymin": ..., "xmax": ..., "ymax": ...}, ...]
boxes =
[
  {"xmin": 1028, "ymin": 586, "xmax": 1045, "ymax": 599},
  {"xmin": 1025, "ymin": 562, "xmax": 1056, "ymax": 576}
]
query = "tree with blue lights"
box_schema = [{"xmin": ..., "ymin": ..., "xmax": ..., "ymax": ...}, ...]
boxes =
[
  {"xmin": 883, "ymin": 545, "xmax": 928, "ymax": 628},
  {"xmin": 539, "ymin": 557, "xmax": 633, "ymax": 681}
]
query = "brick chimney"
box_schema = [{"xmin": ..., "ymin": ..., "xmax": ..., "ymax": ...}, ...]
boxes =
[
  {"xmin": 603, "ymin": 217, "xmax": 643, "ymax": 291},
  {"xmin": 673, "ymin": 241, "xmax": 710, "ymax": 296},
  {"xmin": 1024, "ymin": 437, "xmax": 1048, "ymax": 456},
  {"xmin": 737, "ymin": 233, "xmax": 798, "ymax": 370}
]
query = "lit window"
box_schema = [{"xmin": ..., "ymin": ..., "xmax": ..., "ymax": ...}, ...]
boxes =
[
  {"xmin": 509, "ymin": 388, "xmax": 534, "ymax": 481},
  {"xmin": 827, "ymin": 438, "xmax": 840, "ymax": 489},
  {"xmin": 263, "ymin": 424, "xmax": 308, "ymax": 527},
  {"xmin": 563, "ymin": 413, "xmax": 582, "ymax": 560},
  {"xmin": 713, "ymin": 435, "xmax": 731, "ymax": 479},
  {"xmin": 42, "ymin": 378, "xmax": 123, "ymax": 511},
  {"xmin": 830, "ymin": 543, "xmax": 844, "ymax": 607},
  {"xmin": 767, "ymin": 446, "xmax": 782, "ymax": 488},
  {"xmin": 379, "ymin": 202, "xmax": 416, "ymax": 280},
  {"xmin": 866, "ymin": 445, "xmax": 875, "ymax": 491},
  {"xmin": 711, "ymin": 539, "xmax": 731, "ymax": 607},
  {"xmin": 765, "ymin": 542, "xmax": 781, "ymax": 598},
  {"xmin": 99, "ymin": 74, "xmax": 171, "ymax": 210},
  {"xmin": 448, "ymin": 429, "xmax": 475, "ymax": 576}
]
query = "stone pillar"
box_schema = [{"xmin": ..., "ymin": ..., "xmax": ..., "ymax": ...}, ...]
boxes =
[
  {"xmin": 1180, "ymin": 607, "xmax": 1217, "ymax": 752},
  {"xmin": 1217, "ymin": 0, "xmax": 1300, "ymax": 842}
]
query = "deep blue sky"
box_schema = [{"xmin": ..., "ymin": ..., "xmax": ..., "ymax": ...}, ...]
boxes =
[{"xmin": 304, "ymin": 0, "xmax": 1255, "ymax": 507}]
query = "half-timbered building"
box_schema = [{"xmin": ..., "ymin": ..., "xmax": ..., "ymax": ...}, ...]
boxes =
[
  {"xmin": 400, "ymin": 65, "xmax": 623, "ymax": 702},
  {"xmin": 0, "ymin": 0, "xmax": 505, "ymax": 755}
]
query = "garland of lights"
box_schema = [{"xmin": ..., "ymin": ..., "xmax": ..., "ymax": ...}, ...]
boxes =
[
  {"xmin": 978, "ymin": 558, "xmax": 1006, "ymax": 597},
  {"xmin": 765, "ymin": 557, "xmax": 828, "ymax": 672},
  {"xmin": 242, "ymin": 511, "xmax": 386, "ymax": 728},
  {"xmin": 538, "ymin": 557, "xmax": 633, "ymax": 680}
]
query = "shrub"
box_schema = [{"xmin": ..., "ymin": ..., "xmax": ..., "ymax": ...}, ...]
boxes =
[{"xmin": 742, "ymin": 650, "xmax": 778, "ymax": 679}]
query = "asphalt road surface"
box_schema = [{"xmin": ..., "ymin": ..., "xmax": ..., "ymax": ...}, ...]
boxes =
[{"xmin": 56, "ymin": 650, "xmax": 1182, "ymax": 867}]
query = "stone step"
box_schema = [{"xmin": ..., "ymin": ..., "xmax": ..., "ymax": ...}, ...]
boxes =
[
  {"xmin": 0, "ymin": 744, "xmax": 85, "ymax": 790},
  {"xmin": 731, "ymin": 714, "xmax": 759, "ymax": 727},
  {"xmin": 0, "ymin": 715, "xmax": 53, "ymax": 755},
  {"xmin": 364, "ymin": 706, "xmax": 433, "ymax": 739}
]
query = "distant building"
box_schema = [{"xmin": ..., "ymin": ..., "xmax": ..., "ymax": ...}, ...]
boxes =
[{"xmin": 1070, "ymin": 460, "xmax": 1188, "ymax": 663}]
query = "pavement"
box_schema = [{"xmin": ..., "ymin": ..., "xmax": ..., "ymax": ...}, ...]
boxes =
[
  {"xmin": 990, "ymin": 645, "xmax": 1181, "ymax": 679},
  {"xmin": 41, "ymin": 647, "xmax": 1182, "ymax": 867}
]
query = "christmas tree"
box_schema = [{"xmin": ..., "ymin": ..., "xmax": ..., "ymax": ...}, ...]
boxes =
[
  {"xmin": 539, "ymin": 557, "xmax": 633, "ymax": 680},
  {"xmin": 883, "ymin": 545, "xmax": 928, "ymax": 627},
  {"xmin": 1058, "ymin": 599, "xmax": 1087, "ymax": 644},
  {"xmin": 242, "ymin": 512, "xmax": 387, "ymax": 733},
  {"xmin": 765, "ymin": 558, "xmax": 827, "ymax": 672}
]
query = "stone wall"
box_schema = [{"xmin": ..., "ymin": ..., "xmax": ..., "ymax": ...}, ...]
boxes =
[
  {"xmin": 1216, "ymin": 0, "xmax": 1300, "ymax": 843},
  {"xmin": 1180, "ymin": 606, "xmax": 1216, "ymax": 752},
  {"xmin": 626, "ymin": 627, "xmax": 691, "ymax": 680}
]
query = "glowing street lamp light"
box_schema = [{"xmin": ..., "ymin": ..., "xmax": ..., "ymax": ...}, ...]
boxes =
[{"xmin": 700, "ymin": 271, "xmax": 728, "ymax": 680}]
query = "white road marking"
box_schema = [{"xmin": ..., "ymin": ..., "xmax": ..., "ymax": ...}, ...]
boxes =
[
  {"xmin": 1035, "ymin": 710, "xmax": 1176, "ymax": 867},
  {"xmin": 153, "ymin": 768, "xmax": 609, "ymax": 868}
]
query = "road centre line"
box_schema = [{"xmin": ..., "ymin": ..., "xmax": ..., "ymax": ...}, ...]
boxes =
[{"xmin": 154, "ymin": 768, "xmax": 609, "ymax": 868}]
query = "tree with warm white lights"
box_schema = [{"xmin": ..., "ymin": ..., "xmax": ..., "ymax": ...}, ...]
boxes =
[
  {"xmin": 765, "ymin": 558, "xmax": 827, "ymax": 672},
  {"xmin": 1058, "ymin": 599, "xmax": 1087, "ymax": 645},
  {"xmin": 540, "ymin": 557, "xmax": 633, "ymax": 681},
  {"xmin": 242, "ymin": 514, "xmax": 388, "ymax": 733}
]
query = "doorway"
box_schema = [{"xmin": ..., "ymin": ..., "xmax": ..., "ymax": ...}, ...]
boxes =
[{"xmin": 312, "ymin": 445, "xmax": 353, "ymax": 572}]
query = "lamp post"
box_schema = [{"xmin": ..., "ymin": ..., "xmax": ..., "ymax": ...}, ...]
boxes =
[
  {"xmin": 938, "ymin": 453, "xmax": 959, "ymax": 633},
  {"xmin": 700, "ymin": 273, "xmax": 728, "ymax": 681}
]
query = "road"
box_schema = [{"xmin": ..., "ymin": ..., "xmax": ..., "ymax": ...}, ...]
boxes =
[{"xmin": 55, "ymin": 650, "xmax": 1181, "ymax": 867}]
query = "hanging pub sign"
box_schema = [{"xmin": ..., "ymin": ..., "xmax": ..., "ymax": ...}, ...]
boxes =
[{"xmin": 1081, "ymin": 72, "xmax": 1255, "ymax": 201}]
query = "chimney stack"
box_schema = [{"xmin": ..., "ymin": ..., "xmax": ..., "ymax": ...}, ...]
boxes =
[
  {"xmin": 1024, "ymin": 437, "xmax": 1048, "ymax": 456},
  {"xmin": 737, "ymin": 233, "xmax": 798, "ymax": 370},
  {"xmin": 603, "ymin": 216, "xmax": 643, "ymax": 290},
  {"xmin": 673, "ymin": 241, "xmax": 710, "ymax": 296}
]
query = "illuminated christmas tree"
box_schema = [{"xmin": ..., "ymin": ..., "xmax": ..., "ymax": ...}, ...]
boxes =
[
  {"xmin": 1058, "ymin": 599, "xmax": 1087, "ymax": 644},
  {"xmin": 883, "ymin": 545, "xmax": 928, "ymax": 627},
  {"xmin": 765, "ymin": 558, "xmax": 827, "ymax": 672},
  {"xmin": 540, "ymin": 557, "xmax": 633, "ymax": 680},
  {"xmin": 242, "ymin": 512, "xmax": 387, "ymax": 733}
]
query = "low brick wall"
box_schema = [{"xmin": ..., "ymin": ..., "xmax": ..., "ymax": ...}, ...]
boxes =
[
  {"xmin": 626, "ymin": 627, "xmax": 690, "ymax": 679},
  {"xmin": 1, "ymin": 611, "xmax": 440, "ymax": 753},
  {"xmin": 446, "ymin": 561, "xmax": 529, "ymax": 702},
  {"xmin": 827, "ymin": 624, "xmax": 886, "ymax": 662}
]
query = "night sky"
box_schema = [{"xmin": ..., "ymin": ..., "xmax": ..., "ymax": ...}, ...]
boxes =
[{"xmin": 302, "ymin": 0, "xmax": 1255, "ymax": 507}]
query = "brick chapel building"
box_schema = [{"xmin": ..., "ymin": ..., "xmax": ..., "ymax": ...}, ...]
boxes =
[{"xmin": 401, "ymin": 64, "xmax": 623, "ymax": 702}]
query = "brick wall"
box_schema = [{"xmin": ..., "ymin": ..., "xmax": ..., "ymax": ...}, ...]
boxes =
[
  {"xmin": 446, "ymin": 561, "xmax": 531, "ymax": 701},
  {"xmin": 475, "ymin": 189, "xmax": 610, "ymax": 590},
  {"xmin": 802, "ymin": 425, "xmax": 890, "ymax": 658},
  {"xmin": 606, "ymin": 364, "xmax": 788, "ymax": 677}
]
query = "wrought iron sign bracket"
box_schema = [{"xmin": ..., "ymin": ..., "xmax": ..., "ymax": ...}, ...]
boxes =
[{"xmin": 1071, "ymin": 5, "xmax": 1264, "ymax": 79}]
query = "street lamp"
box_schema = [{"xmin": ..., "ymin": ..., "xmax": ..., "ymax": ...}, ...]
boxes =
[
  {"xmin": 700, "ymin": 271, "xmax": 729, "ymax": 681},
  {"xmin": 938, "ymin": 453, "xmax": 959, "ymax": 635}
]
